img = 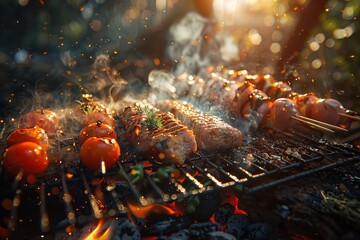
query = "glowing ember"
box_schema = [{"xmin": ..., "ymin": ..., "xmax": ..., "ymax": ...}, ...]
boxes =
[{"xmin": 128, "ymin": 202, "xmax": 176, "ymax": 219}]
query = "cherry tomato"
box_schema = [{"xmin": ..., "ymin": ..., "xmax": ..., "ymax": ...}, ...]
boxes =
[
  {"xmin": 82, "ymin": 112, "xmax": 116, "ymax": 128},
  {"xmin": 80, "ymin": 137, "xmax": 120, "ymax": 171},
  {"xmin": 3, "ymin": 142, "xmax": 49, "ymax": 176},
  {"xmin": 79, "ymin": 121, "xmax": 117, "ymax": 144},
  {"xmin": 7, "ymin": 126, "xmax": 49, "ymax": 150},
  {"xmin": 19, "ymin": 109, "xmax": 58, "ymax": 136}
]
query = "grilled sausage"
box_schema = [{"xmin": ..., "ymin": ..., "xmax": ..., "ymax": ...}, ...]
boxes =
[
  {"xmin": 119, "ymin": 103, "xmax": 197, "ymax": 165},
  {"xmin": 156, "ymin": 100, "xmax": 242, "ymax": 150}
]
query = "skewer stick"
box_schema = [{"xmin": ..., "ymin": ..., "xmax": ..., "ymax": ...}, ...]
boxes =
[
  {"xmin": 8, "ymin": 169, "xmax": 24, "ymax": 232},
  {"xmin": 298, "ymin": 115, "xmax": 348, "ymax": 132},
  {"xmin": 338, "ymin": 112, "xmax": 360, "ymax": 121},
  {"xmin": 291, "ymin": 116, "xmax": 335, "ymax": 133}
]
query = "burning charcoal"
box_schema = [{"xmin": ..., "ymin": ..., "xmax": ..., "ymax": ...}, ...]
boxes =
[
  {"xmin": 111, "ymin": 219, "xmax": 141, "ymax": 240},
  {"xmin": 277, "ymin": 205, "xmax": 290, "ymax": 219},
  {"xmin": 133, "ymin": 216, "xmax": 146, "ymax": 231},
  {"xmin": 194, "ymin": 192, "xmax": 220, "ymax": 222},
  {"xmin": 214, "ymin": 203, "xmax": 236, "ymax": 225},
  {"xmin": 189, "ymin": 222, "xmax": 221, "ymax": 239},
  {"xmin": 226, "ymin": 214, "xmax": 249, "ymax": 239},
  {"xmin": 142, "ymin": 216, "xmax": 192, "ymax": 237},
  {"xmin": 208, "ymin": 231, "xmax": 237, "ymax": 240},
  {"xmin": 164, "ymin": 229, "xmax": 190, "ymax": 240},
  {"xmin": 247, "ymin": 223, "xmax": 272, "ymax": 240}
]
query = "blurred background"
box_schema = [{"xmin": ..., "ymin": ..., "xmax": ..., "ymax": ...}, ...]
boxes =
[{"xmin": 0, "ymin": 0, "xmax": 359, "ymax": 118}]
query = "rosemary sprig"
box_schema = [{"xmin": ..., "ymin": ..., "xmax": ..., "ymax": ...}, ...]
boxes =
[{"xmin": 135, "ymin": 104, "xmax": 163, "ymax": 129}]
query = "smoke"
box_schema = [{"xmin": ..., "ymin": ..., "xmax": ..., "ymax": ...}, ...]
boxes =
[{"xmin": 167, "ymin": 12, "xmax": 240, "ymax": 76}]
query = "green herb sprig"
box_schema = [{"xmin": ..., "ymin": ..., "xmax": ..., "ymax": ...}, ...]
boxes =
[
  {"xmin": 75, "ymin": 94, "xmax": 105, "ymax": 114},
  {"xmin": 135, "ymin": 104, "xmax": 163, "ymax": 129}
]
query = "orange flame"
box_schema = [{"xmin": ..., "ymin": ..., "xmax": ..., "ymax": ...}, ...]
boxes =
[
  {"xmin": 128, "ymin": 202, "xmax": 176, "ymax": 219},
  {"xmin": 83, "ymin": 220, "xmax": 113, "ymax": 240}
]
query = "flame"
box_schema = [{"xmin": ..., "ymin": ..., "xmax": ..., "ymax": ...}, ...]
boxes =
[
  {"xmin": 128, "ymin": 202, "xmax": 176, "ymax": 219},
  {"xmin": 83, "ymin": 220, "xmax": 113, "ymax": 240}
]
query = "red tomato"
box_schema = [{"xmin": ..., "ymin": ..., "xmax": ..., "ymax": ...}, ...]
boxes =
[
  {"xmin": 3, "ymin": 142, "xmax": 49, "ymax": 176},
  {"xmin": 19, "ymin": 109, "xmax": 58, "ymax": 136},
  {"xmin": 82, "ymin": 112, "xmax": 116, "ymax": 128},
  {"xmin": 79, "ymin": 121, "xmax": 117, "ymax": 144},
  {"xmin": 80, "ymin": 137, "xmax": 120, "ymax": 171},
  {"xmin": 7, "ymin": 126, "xmax": 50, "ymax": 150}
]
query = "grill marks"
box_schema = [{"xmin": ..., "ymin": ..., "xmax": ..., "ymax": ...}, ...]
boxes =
[
  {"xmin": 119, "ymin": 104, "xmax": 197, "ymax": 165},
  {"xmin": 157, "ymin": 100, "xmax": 243, "ymax": 150}
]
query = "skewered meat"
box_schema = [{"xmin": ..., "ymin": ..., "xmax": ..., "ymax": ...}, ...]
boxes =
[
  {"xmin": 231, "ymin": 81, "xmax": 255, "ymax": 117},
  {"xmin": 246, "ymin": 89, "xmax": 273, "ymax": 123},
  {"xmin": 202, "ymin": 75, "xmax": 240, "ymax": 109},
  {"xmin": 246, "ymin": 74, "xmax": 275, "ymax": 93},
  {"xmin": 269, "ymin": 98, "xmax": 299, "ymax": 131},
  {"xmin": 264, "ymin": 81, "xmax": 293, "ymax": 100},
  {"xmin": 310, "ymin": 98, "xmax": 346, "ymax": 126},
  {"xmin": 156, "ymin": 100, "xmax": 242, "ymax": 150},
  {"xmin": 292, "ymin": 93, "xmax": 319, "ymax": 118},
  {"xmin": 215, "ymin": 70, "xmax": 355, "ymax": 128},
  {"xmin": 119, "ymin": 103, "xmax": 197, "ymax": 165}
]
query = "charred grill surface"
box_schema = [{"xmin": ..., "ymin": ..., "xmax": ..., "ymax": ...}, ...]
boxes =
[
  {"xmin": 0, "ymin": 122, "xmax": 359, "ymax": 238},
  {"xmin": 156, "ymin": 100, "xmax": 242, "ymax": 150},
  {"xmin": 119, "ymin": 103, "xmax": 197, "ymax": 165}
]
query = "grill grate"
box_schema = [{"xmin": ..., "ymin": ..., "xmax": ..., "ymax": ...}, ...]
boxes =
[{"xmin": 0, "ymin": 123, "xmax": 359, "ymax": 237}]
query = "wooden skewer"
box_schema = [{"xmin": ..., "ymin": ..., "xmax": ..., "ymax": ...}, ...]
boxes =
[
  {"xmin": 291, "ymin": 116, "xmax": 334, "ymax": 134},
  {"xmin": 338, "ymin": 112, "xmax": 360, "ymax": 121},
  {"xmin": 298, "ymin": 115, "xmax": 348, "ymax": 132}
]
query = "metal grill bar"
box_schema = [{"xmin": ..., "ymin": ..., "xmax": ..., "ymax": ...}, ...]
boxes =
[
  {"xmin": 40, "ymin": 179, "xmax": 49, "ymax": 232},
  {"xmin": 0, "ymin": 127, "xmax": 359, "ymax": 237},
  {"xmin": 7, "ymin": 170, "xmax": 23, "ymax": 232},
  {"xmin": 81, "ymin": 172, "xmax": 103, "ymax": 219},
  {"xmin": 60, "ymin": 169, "xmax": 76, "ymax": 224}
]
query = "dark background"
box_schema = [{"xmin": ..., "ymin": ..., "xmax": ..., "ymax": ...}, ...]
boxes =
[{"xmin": 0, "ymin": 0, "xmax": 359, "ymax": 120}]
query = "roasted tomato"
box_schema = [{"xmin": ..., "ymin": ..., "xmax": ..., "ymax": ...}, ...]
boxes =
[
  {"xmin": 7, "ymin": 126, "xmax": 49, "ymax": 150},
  {"xmin": 19, "ymin": 109, "xmax": 58, "ymax": 136},
  {"xmin": 82, "ymin": 112, "xmax": 116, "ymax": 128},
  {"xmin": 3, "ymin": 142, "xmax": 49, "ymax": 176},
  {"xmin": 80, "ymin": 137, "xmax": 120, "ymax": 171},
  {"xmin": 79, "ymin": 121, "xmax": 117, "ymax": 144}
]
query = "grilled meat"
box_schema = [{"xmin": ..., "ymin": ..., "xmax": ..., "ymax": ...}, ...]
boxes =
[
  {"xmin": 119, "ymin": 103, "xmax": 197, "ymax": 165},
  {"xmin": 156, "ymin": 100, "xmax": 242, "ymax": 150}
]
